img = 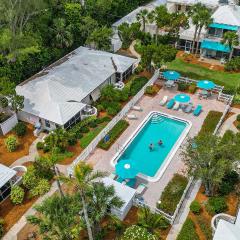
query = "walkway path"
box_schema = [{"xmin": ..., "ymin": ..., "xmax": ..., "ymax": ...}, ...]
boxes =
[
  {"xmin": 129, "ymin": 40, "xmax": 141, "ymax": 60},
  {"xmin": 219, "ymin": 107, "xmax": 240, "ymax": 136}
]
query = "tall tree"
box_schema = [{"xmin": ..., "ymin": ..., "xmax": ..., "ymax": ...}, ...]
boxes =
[
  {"xmin": 182, "ymin": 133, "xmax": 240, "ymax": 196},
  {"xmin": 62, "ymin": 162, "xmax": 106, "ymax": 240},
  {"xmin": 51, "ymin": 18, "xmax": 73, "ymax": 49},
  {"xmin": 195, "ymin": 6, "xmax": 212, "ymax": 55},
  {"xmin": 87, "ymin": 182, "xmax": 124, "ymax": 237},
  {"xmin": 27, "ymin": 194, "xmax": 83, "ymax": 240},
  {"xmin": 222, "ymin": 31, "xmax": 239, "ymax": 61},
  {"xmin": 136, "ymin": 9, "xmax": 149, "ymax": 32},
  {"xmin": 86, "ymin": 26, "xmax": 113, "ymax": 51}
]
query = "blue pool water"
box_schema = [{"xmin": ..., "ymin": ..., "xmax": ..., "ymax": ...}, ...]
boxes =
[{"xmin": 117, "ymin": 113, "xmax": 188, "ymax": 178}]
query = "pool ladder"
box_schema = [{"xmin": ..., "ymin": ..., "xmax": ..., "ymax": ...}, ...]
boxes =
[{"xmin": 151, "ymin": 114, "xmax": 164, "ymax": 124}]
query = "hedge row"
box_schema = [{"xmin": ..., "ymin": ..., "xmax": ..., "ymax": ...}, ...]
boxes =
[
  {"xmin": 177, "ymin": 218, "xmax": 199, "ymax": 240},
  {"xmin": 98, "ymin": 120, "xmax": 129, "ymax": 150},
  {"xmin": 157, "ymin": 174, "xmax": 188, "ymax": 215},
  {"xmin": 198, "ymin": 111, "xmax": 223, "ymax": 135}
]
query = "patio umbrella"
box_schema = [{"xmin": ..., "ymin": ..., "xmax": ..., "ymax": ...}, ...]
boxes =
[
  {"xmin": 197, "ymin": 80, "xmax": 215, "ymax": 90},
  {"xmin": 115, "ymin": 159, "xmax": 138, "ymax": 180},
  {"xmin": 163, "ymin": 71, "xmax": 181, "ymax": 81},
  {"xmin": 174, "ymin": 93, "xmax": 191, "ymax": 103}
]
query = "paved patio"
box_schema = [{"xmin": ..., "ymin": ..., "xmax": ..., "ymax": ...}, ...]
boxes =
[{"xmin": 86, "ymin": 86, "xmax": 226, "ymax": 209}]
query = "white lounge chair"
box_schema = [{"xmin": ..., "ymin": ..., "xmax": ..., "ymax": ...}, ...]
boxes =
[
  {"xmin": 160, "ymin": 96, "xmax": 168, "ymax": 106},
  {"xmin": 136, "ymin": 183, "xmax": 147, "ymax": 195},
  {"xmin": 132, "ymin": 105, "xmax": 142, "ymax": 111},
  {"xmin": 127, "ymin": 114, "xmax": 138, "ymax": 120},
  {"xmin": 173, "ymin": 102, "xmax": 180, "ymax": 110}
]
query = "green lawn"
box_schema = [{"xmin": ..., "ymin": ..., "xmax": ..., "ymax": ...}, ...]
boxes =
[{"xmin": 167, "ymin": 59, "xmax": 240, "ymax": 90}]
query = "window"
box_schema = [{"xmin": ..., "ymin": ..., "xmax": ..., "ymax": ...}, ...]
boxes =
[{"xmin": 45, "ymin": 119, "xmax": 50, "ymax": 128}]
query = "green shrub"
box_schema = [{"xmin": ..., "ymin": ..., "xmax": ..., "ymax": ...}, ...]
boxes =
[
  {"xmin": 206, "ymin": 197, "xmax": 228, "ymax": 215},
  {"xmin": 225, "ymin": 57, "xmax": 240, "ymax": 72},
  {"xmin": 33, "ymin": 156, "xmax": 54, "ymax": 180},
  {"xmin": 237, "ymin": 114, "xmax": 240, "ymax": 122},
  {"xmin": 177, "ymin": 82, "xmax": 188, "ymax": 91},
  {"xmin": 130, "ymin": 77, "xmax": 148, "ymax": 96},
  {"xmin": 13, "ymin": 122, "xmax": 27, "ymax": 136},
  {"xmin": 190, "ymin": 200, "xmax": 201, "ymax": 214},
  {"xmin": 10, "ymin": 185, "xmax": 25, "ymax": 205},
  {"xmin": 157, "ymin": 174, "xmax": 188, "ymax": 215},
  {"xmin": 43, "ymin": 144, "xmax": 50, "ymax": 153},
  {"xmin": 107, "ymin": 107, "xmax": 118, "ymax": 116},
  {"xmin": 30, "ymin": 179, "xmax": 50, "ymax": 197},
  {"xmin": 95, "ymin": 118, "xmax": 105, "ymax": 124},
  {"xmin": 102, "ymin": 116, "xmax": 111, "ymax": 122},
  {"xmin": 36, "ymin": 141, "xmax": 44, "ymax": 150},
  {"xmin": 198, "ymin": 111, "xmax": 223, "ymax": 135},
  {"xmin": 0, "ymin": 218, "xmax": 4, "ymax": 238},
  {"xmin": 96, "ymin": 104, "xmax": 104, "ymax": 112},
  {"xmin": 135, "ymin": 65, "xmax": 144, "ymax": 74},
  {"xmin": 121, "ymin": 225, "xmax": 157, "ymax": 240},
  {"xmin": 88, "ymin": 121, "xmax": 98, "ymax": 128},
  {"xmin": 98, "ymin": 120, "xmax": 129, "ymax": 150},
  {"xmin": 22, "ymin": 166, "xmax": 38, "ymax": 189},
  {"xmin": 188, "ymin": 84, "xmax": 197, "ymax": 94},
  {"xmin": 177, "ymin": 218, "xmax": 199, "ymax": 240},
  {"xmin": 80, "ymin": 126, "xmax": 90, "ymax": 133},
  {"xmin": 237, "ymin": 123, "xmax": 240, "ymax": 130},
  {"xmin": 218, "ymin": 171, "xmax": 239, "ymax": 195},
  {"xmin": 196, "ymin": 215, "xmax": 212, "ymax": 240},
  {"xmin": 145, "ymin": 85, "xmax": 158, "ymax": 95},
  {"xmin": 4, "ymin": 135, "xmax": 18, "ymax": 152},
  {"xmin": 120, "ymin": 87, "xmax": 130, "ymax": 102}
]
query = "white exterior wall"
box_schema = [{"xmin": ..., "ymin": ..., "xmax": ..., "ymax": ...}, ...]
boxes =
[
  {"xmin": 0, "ymin": 113, "xmax": 18, "ymax": 135},
  {"xmin": 17, "ymin": 111, "xmax": 40, "ymax": 125}
]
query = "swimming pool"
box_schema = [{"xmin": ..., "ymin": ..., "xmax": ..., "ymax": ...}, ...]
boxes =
[{"xmin": 112, "ymin": 112, "xmax": 191, "ymax": 182}]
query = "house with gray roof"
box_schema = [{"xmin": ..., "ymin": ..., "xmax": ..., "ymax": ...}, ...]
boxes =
[{"xmin": 16, "ymin": 47, "xmax": 137, "ymax": 131}]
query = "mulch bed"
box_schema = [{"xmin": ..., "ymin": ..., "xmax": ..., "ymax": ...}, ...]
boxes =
[{"xmin": 0, "ymin": 124, "xmax": 36, "ymax": 166}]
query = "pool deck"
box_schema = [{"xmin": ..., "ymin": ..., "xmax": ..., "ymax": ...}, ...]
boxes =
[{"xmin": 87, "ymin": 87, "xmax": 226, "ymax": 209}]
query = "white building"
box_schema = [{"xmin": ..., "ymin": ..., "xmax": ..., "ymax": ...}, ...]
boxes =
[
  {"xmin": 16, "ymin": 47, "xmax": 137, "ymax": 131},
  {"xmin": 213, "ymin": 209, "xmax": 240, "ymax": 240}
]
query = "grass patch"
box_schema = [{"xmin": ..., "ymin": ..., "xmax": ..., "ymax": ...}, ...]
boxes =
[
  {"xmin": 198, "ymin": 111, "xmax": 223, "ymax": 135},
  {"xmin": 53, "ymin": 151, "xmax": 74, "ymax": 162},
  {"xmin": 157, "ymin": 174, "xmax": 188, "ymax": 215},
  {"xmin": 177, "ymin": 218, "xmax": 199, "ymax": 240},
  {"xmin": 98, "ymin": 120, "xmax": 129, "ymax": 150},
  {"xmin": 80, "ymin": 123, "xmax": 107, "ymax": 149},
  {"xmin": 167, "ymin": 58, "xmax": 240, "ymax": 90},
  {"xmin": 196, "ymin": 215, "xmax": 212, "ymax": 240}
]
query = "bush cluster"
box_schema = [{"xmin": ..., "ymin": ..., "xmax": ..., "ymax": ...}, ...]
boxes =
[
  {"xmin": 206, "ymin": 197, "xmax": 228, "ymax": 215},
  {"xmin": 188, "ymin": 84, "xmax": 197, "ymax": 94},
  {"xmin": 13, "ymin": 122, "xmax": 27, "ymax": 136},
  {"xmin": 129, "ymin": 77, "xmax": 148, "ymax": 96},
  {"xmin": 98, "ymin": 120, "xmax": 129, "ymax": 150},
  {"xmin": 225, "ymin": 57, "xmax": 240, "ymax": 72},
  {"xmin": 4, "ymin": 135, "xmax": 18, "ymax": 152},
  {"xmin": 218, "ymin": 171, "xmax": 239, "ymax": 195},
  {"xmin": 177, "ymin": 82, "xmax": 188, "ymax": 92},
  {"xmin": 10, "ymin": 185, "xmax": 25, "ymax": 205},
  {"xmin": 157, "ymin": 174, "xmax": 188, "ymax": 215},
  {"xmin": 144, "ymin": 85, "xmax": 158, "ymax": 96},
  {"xmin": 190, "ymin": 200, "xmax": 201, "ymax": 214},
  {"xmin": 198, "ymin": 111, "xmax": 223, "ymax": 135},
  {"xmin": 177, "ymin": 218, "xmax": 199, "ymax": 240}
]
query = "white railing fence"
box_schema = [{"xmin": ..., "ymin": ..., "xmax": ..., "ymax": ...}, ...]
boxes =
[{"xmin": 67, "ymin": 70, "xmax": 160, "ymax": 175}]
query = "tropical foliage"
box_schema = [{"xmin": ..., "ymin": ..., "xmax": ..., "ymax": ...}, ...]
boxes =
[
  {"xmin": 10, "ymin": 185, "xmax": 25, "ymax": 205},
  {"xmin": 4, "ymin": 135, "xmax": 18, "ymax": 152}
]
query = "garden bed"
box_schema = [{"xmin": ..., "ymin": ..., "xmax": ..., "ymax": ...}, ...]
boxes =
[
  {"xmin": 179, "ymin": 185, "xmax": 239, "ymax": 240},
  {"xmin": 98, "ymin": 120, "xmax": 129, "ymax": 150},
  {"xmin": 0, "ymin": 124, "xmax": 36, "ymax": 166},
  {"xmin": 157, "ymin": 174, "xmax": 188, "ymax": 216}
]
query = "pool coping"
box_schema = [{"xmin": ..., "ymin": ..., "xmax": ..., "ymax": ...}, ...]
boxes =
[{"xmin": 110, "ymin": 111, "xmax": 192, "ymax": 182}]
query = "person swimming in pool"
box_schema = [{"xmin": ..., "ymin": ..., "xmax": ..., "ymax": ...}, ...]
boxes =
[
  {"xmin": 158, "ymin": 140, "xmax": 163, "ymax": 146},
  {"xmin": 149, "ymin": 143, "xmax": 154, "ymax": 151}
]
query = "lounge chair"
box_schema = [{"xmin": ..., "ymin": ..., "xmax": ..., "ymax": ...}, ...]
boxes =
[
  {"xmin": 136, "ymin": 183, "xmax": 147, "ymax": 195},
  {"xmin": 160, "ymin": 96, "xmax": 168, "ymax": 106},
  {"xmin": 173, "ymin": 101, "xmax": 180, "ymax": 110},
  {"xmin": 166, "ymin": 99, "xmax": 175, "ymax": 109},
  {"xmin": 127, "ymin": 114, "xmax": 137, "ymax": 120},
  {"xmin": 183, "ymin": 103, "xmax": 193, "ymax": 113},
  {"xmin": 132, "ymin": 105, "xmax": 142, "ymax": 111},
  {"xmin": 193, "ymin": 105, "xmax": 202, "ymax": 116}
]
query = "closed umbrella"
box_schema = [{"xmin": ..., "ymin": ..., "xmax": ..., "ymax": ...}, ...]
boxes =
[{"xmin": 115, "ymin": 159, "xmax": 138, "ymax": 180}]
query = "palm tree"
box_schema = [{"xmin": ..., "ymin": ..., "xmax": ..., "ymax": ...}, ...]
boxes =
[
  {"xmin": 51, "ymin": 18, "xmax": 73, "ymax": 49},
  {"xmin": 194, "ymin": 7, "xmax": 212, "ymax": 55},
  {"xmin": 87, "ymin": 182, "xmax": 124, "ymax": 237},
  {"xmin": 137, "ymin": 207, "xmax": 169, "ymax": 235},
  {"xmin": 62, "ymin": 162, "xmax": 106, "ymax": 240},
  {"xmin": 148, "ymin": 6, "xmax": 171, "ymax": 44},
  {"xmin": 222, "ymin": 31, "xmax": 239, "ymax": 61},
  {"xmin": 136, "ymin": 9, "xmax": 149, "ymax": 32}
]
